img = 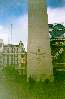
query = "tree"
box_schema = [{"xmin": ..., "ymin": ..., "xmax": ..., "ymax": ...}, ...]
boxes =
[{"xmin": 49, "ymin": 24, "xmax": 65, "ymax": 38}]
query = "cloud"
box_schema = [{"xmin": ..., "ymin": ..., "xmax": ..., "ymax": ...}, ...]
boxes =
[
  {"xmin": 0, "ymin": 25, "xmax": 9, "ymax": 44},
  {"xmin": 0, "ymin": 14, "xmax": 28, "ymax": 50},
  {"xmin": 0, "ymin": 0, "xmax": 27, "ymax": 24},
  {"xmin": 47, "ymin": 7, "xmax": 65, "ymax": 25},
  {"xmin": 12, "ymin": 14, "xmax": 28, "ymax": 50}
]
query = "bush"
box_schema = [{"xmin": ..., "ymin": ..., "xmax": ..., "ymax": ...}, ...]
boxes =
[{"xmin": 44, "ymin": 79, "xmax": 50, "ymax": 84}]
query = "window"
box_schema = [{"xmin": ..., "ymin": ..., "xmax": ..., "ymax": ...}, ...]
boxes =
[
  {"xmin": 0, "ymin": 43, "xmax": 2, "ymax": 47},
  {"xmin": 17, "ymin": 48, "xmax": 18, "ymax": 53},
  {"xmin": 12, "ymin": 48, "xmax": 13, "ymax": 53},
  {"xmin": 7, "ymin": 48, "xmax": 9, "ymax": 53},
  {"xmin": 14, "ymin": 48, "xmax": 15, "ymax": 53},
  {"xmin": 21, "ymin": 54, "xmax": 24, "ymax": 58}
]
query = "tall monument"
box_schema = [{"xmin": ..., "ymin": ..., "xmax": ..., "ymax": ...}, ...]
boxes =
[{"xmin": 27, "ymin": 0, "xmax": 53, "ymax": 81}]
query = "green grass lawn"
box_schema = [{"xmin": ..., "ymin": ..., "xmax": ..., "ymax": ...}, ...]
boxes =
[{"xmin": 0, "ymin": 67, "xmax": 65, "ymax": 99}]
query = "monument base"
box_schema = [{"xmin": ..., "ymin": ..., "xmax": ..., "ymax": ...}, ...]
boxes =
[{"xmin": 27, "ymin": 73, "xmax": 54, "ymax": 82}]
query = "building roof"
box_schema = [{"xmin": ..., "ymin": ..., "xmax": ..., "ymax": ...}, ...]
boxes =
[{"xmin": 4, "ymin": 44, "xmax": 19, "ymax": 47}]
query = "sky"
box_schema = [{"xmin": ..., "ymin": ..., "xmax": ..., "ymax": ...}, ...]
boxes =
[
  {"xmin": 0, "ymin": 0, "xmax": 65, "ymax": 50},
  {"xmin": 0, "ymin": 0, "xmax": 28, "ymax": 49},
  {"xmin": 47, "ymin": 0, "xmax": 65, "ymax": 24}
]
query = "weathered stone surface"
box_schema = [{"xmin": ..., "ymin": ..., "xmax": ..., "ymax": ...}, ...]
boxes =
[{"xmin": 27, "ymin": 0, "xmax": 53, "ymax": 81}]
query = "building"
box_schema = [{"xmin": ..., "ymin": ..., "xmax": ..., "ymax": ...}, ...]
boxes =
[
  {"xmin": 0, "ymin": 40, "xmax": 26, "ymax": 75},
  {"xmin": 0, "ymin": 39, "xmax": 4, "ymax": 67}
]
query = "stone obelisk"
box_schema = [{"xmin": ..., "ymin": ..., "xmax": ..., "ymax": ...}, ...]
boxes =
[{"xmin": 27, "ymin": 0, "xmax": 53, "ymax": 81}]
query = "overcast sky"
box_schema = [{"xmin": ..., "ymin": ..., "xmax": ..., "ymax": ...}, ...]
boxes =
[{"xmin": 0, "ymin": 0, "xmax": 65, "ymax": 50}]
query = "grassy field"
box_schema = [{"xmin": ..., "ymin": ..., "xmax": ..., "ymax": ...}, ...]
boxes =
[{"xmin": 0, "ymin": 67, "xmax": 65, "ymax": 99}]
